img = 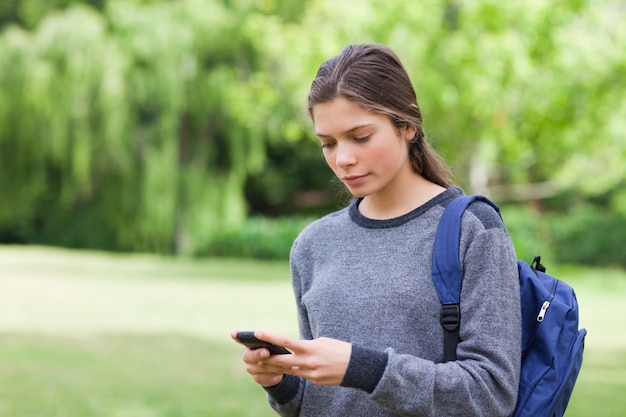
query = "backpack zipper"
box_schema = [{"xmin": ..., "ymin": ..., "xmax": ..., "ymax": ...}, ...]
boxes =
[
  {"xmin": 537, "ymin": 301, "xmax": 550, "ymax": 322},
  {"xmin": 536, "ymin": 279, "xmax": 559, "ymax": 322}
]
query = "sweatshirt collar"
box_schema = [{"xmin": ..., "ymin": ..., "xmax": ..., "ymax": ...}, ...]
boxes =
[{"xmin": 348, "ymin": 186, "xmax": 463, "ymax": 229}]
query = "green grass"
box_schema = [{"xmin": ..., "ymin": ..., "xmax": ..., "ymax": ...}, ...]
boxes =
[
  {"xmin": 0, "ymin": 334, "xmax": 267, "ymax": 417},
  {"xmin": 0, "ymin": 245, "xmax": 624, "ymax": 416},
  {"xmin": 551, "ymin": 265, "xmax": 626, "ymax": 417}
]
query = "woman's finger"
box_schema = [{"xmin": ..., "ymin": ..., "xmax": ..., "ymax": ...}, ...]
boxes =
[{"xmin": 254, "ymin": 331, "xmax": 305, "ymax": 353}]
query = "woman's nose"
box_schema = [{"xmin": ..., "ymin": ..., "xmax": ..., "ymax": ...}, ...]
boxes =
[{"xmin": 335, "ymin": 142, "xmax": 357, "ymax": 168}]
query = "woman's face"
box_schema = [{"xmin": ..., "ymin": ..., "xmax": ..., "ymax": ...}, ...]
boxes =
[{"xmin": 312, "ymin": 97, "xmax": 415, "ymax": 199}]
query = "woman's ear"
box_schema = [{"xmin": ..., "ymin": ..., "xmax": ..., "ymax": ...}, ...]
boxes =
[{"xmin": 403, "ymin": 124, "xmax": 417, "ymax": 141}]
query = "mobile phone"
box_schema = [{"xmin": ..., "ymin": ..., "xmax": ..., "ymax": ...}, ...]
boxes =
[{"xmin": 236, "ymin": 331, "xmax": 291, "ymax": 355}]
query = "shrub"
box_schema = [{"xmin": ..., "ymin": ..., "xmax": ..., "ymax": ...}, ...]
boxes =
[
  {"xmin": 198, "ymin": 216, "xmax": 313, "ymax": 260},
  {"xmin": 196, "ymin": 206, "xmax": 626, "ymax": 269},
  {"xmin": 500, "ymin": 205, "xmax": 557, "ymax": 264},
  {"xmin": 549, "ymin": 207, "xmax": 626, "ymax": 268},
  {"xmin": 503, "ymin": 204, "xmax": 626, "ymax": 269}
]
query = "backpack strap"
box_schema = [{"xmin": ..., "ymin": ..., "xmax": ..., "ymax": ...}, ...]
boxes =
[{"xmin": 432, "ymin": 194, "xmax": 501, "ymax": 362}]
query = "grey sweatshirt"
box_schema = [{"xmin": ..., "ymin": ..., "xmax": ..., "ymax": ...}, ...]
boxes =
[{"xmin": 265, "ymin": 186, "xmax": 521, "ymax": 417}]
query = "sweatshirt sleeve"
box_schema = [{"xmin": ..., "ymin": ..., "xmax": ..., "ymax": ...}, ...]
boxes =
[
  {"xmin": 341, "ymin": 224, "xmax": 521, "ymax": 417},
  {"xmin": 264, "ymin": 237, "xmax": 308, "ymax": 416}
]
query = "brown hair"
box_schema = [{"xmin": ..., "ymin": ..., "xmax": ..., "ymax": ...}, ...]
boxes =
[{"xmin": 308, "ymin": 44, "xmax": 452, "ymax": 188}]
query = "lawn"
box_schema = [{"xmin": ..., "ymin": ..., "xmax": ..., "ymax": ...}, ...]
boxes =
[{"xmin": 0, "ymin": 245, "xmax": 624, "ymax": 416}]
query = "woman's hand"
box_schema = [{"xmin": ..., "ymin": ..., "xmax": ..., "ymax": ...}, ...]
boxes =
[
  {"xmin": 231, "ymin": 330, "xmax": 287, "ymax": 387},
  {"xmin": 231, "ymin": 330, "xmax": 352, "ymax": 387}
]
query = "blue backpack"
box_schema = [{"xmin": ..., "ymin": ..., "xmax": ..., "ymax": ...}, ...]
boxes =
[{"xmin": 432, "ymin": 195, "xmax": 587, "ymax": 417}]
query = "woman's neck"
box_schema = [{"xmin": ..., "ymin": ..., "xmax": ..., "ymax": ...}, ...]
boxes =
[{"xmin": 358, "ymin": 176, "xmax": 446, "ymax": 220}]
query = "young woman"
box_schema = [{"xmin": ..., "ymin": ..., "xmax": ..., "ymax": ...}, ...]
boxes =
[{"xmin": 232, "ymin": 43, "xmax": 521, "ymax": 417}]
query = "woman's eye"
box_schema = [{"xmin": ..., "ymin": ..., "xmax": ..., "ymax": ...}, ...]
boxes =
[
  {"xmin": 321, "ymin": 142, "xmax": 335, "ymax": 149},
  {"xmin": 354, "ymin": 135, "xmax": 370, "ymax": 143}
]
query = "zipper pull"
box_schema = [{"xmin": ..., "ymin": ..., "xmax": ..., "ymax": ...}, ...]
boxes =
[{"xmin": 537, "ymin": 300, "xmax": 550, "ymax": 322}]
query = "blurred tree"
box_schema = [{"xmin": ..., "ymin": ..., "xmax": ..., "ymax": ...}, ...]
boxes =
[
  {"xmin": 0, "ymin": 0, "xmax": 280, "ymax": 253},
  {"xmin": 0, "ymin": 0, "xmax": 624, "ymax": 256},
  {"xmin": 0, "ymin": 0, "xmax": 106, "ymax": 29},
  {"xmin": 261, "ymin": 0, "xmax": 626, "ymax": 205}
]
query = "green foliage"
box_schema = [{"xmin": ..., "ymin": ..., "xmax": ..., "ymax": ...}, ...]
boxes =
[
  {"xmin": 500, "ymin": 205, "xmax": 556, "ymax": 264},
  {"xmin": 0, "ymin": 0, "xmax": 625, "ymax": 265},
  {"xmin": 244, "ymin": 0, "xmax": 626, "ymax": 210},
  {"xmin": 503, "ymin": 202, "xmax": 626, "ymax": 268},
  {"xmin": 0, "ymin": 0, "xmax": 105, "ymax": 30},
  {"xmin": 199, "ymin": 216, "xmax": 313, "ymax": 260},
  {"xmin": 550, "ymin": 206, "xmax": 626, "ymax": 268},
  {"xmin": 199, "ymin": 202, "xmax": 626, "ymax": 265},
  {"xmin": 0, "ymin": 0, "xmax": 281, "ymax": 254}
]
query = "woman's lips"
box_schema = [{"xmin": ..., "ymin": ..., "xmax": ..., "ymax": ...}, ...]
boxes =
[{"xmin": 342, "ymin": 174, "xmax": 368, "ymax": 186}]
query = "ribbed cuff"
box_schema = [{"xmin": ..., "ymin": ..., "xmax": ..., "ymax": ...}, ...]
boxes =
[
  {"xmin": 340, "ymin": 343, "xmax": 388, "ymax": 393},
  {"xmin": 264, "ymin": 374, "xmax": 301, "ymax": 405}
]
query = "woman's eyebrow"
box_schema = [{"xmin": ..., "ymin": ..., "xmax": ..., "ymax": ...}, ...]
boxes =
[{"xmin": 316, "ymin": 124, "xmax": 373, "ymax": 138}]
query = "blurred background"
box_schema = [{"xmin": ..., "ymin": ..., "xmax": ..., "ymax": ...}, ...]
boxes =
[
  {"xmin": 0, "ymin": 0, "xmax": 625, "ymax": 416},
  {"xmin": 0, "ymin": 0, "xmax": 624, "ymax": 264}
]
